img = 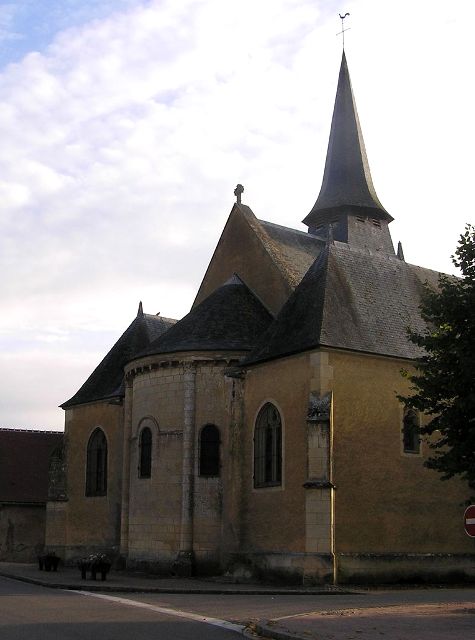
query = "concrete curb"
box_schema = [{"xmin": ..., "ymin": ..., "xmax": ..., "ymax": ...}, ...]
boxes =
[
  {"xmin": 252, "ymin": 621, "xmax": 307, "ymax": 640},
  {"xmin": 0, "ymin": 570, "xmax": 357, "ymax": 596}
]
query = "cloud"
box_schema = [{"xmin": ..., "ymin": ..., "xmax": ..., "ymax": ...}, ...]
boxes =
[
  {"xmin": 1, "ymin": 0, "xmax": 474, "ymax": 429},
  {"xmin": 0, "ymin": 1, "xmax": 142, "ymax": 66}
]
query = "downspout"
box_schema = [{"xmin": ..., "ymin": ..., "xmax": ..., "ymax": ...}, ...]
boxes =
[{"xmin": 329, "ymin": 393, "xmax": 336, "ymax": 585}]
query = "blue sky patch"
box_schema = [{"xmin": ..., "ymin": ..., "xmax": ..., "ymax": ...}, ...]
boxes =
[{"xmin": 0, "ymin": 0, "xmax": 140, "ymax": 68}]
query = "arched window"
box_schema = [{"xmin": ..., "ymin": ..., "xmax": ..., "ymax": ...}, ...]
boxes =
[
  {"xmin": 86, "ymin": 428, "xmax": 107, "ymax": 496},
  {"xmin": 403, "ymin": 409, "xmax": 420, "ymax": 454},
  {"xmin": 199, "ymin": 424, "xmax": 220, "ymax": 477},
  {"xmin": 254, "ymin": 403, "xmax": 282, "ymax": 488},
  {"xmin": 139, "ymin": 427, "xmax": 152, "ymax": 478}
]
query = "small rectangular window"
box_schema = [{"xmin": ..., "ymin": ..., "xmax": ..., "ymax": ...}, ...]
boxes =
[{"xmin": 402, "ymin": 409, "xmax": 421, "ymax": 454}]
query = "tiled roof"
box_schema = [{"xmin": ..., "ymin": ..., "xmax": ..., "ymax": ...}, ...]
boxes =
[
  {"xmin": 0, "ymin": 429, "xmax": 63, "ymax": 503},
  {"xmin": 62, "ymin": 311, "xmax": 176, "ymax": 408},
  {"xmin": 245, "ymin": 242, "xmax": 441, "ymax": 365},
  {"xmin": 138, "ymin": 276, "xmax": 273, "ymax": 358}
]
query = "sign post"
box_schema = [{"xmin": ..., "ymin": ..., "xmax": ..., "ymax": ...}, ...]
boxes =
[{"xmin": 463, "ymin": 505, "xmax": 475, "ymax": 538}]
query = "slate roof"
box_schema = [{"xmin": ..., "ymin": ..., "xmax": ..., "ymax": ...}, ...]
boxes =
[
  {"xmin": 62, "ymin": 309, "xmax": 176, "ymax": 408},
  {"xmin": 192, "ymin": 204, "xmax": 325, "ymax": 312},
  {"xmin": 239, "ymin": 205, "xmax": 325, "ymax": 289},
  {"xmin": 257, "ymin": 219, "xmax": 324, "ymax": 288},
  {"xmin": 303, "ymin": 51, "xmax": 391, "ymax": 228},
  {"xmin": 0, "ymin": 429, "xmax": 63, "ymax": 503},
  {"xmin": 138, "ymin": 275, "xmax": 273, "ymax": 358},
  {"xmin": 245, "ymin": 242, "xmax": 441, "ymax": 365}
]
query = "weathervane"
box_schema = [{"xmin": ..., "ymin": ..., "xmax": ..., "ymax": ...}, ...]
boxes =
[{"xmin": 337, "ymin": 12, "xmax": 350, "ymax": 49}]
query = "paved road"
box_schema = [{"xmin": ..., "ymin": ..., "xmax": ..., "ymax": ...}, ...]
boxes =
[
  {"xmin": 123, "ymin": 587, "xmax": 475, "ymax": 624},
  {"xmin": 1, "ymin": 573, "xmax": 474, "ymax": 640},
  {"xmin": 0, "ymin": 576, "xmax": 243, "ymax": 640}
]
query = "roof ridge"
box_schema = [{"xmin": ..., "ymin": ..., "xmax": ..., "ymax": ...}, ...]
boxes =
[
  {"xmin": 144, "ymin": 312, "xmax": 178, "ymax": 323},
  {"xmin": 258, "ymin": 218, "xmax": 310, "ymax": 237},
  {"xmin": 223, "ymin": 273, "xmax": 244, "ymax": 286},
  {"xmin": 134, "ymin": 276, "xmax": 273, "ymax": 360},
  {"xmin": 243, "ymin": 211, "xmax": 308, "ymax": 287},
  {"xmin": 61, "ymin": 310, "xmax": 176, "ymax": 408},
  {"xmin": 317, "ymin": 245, "xmax": 333, "ymax": 344},
  {"xmin": 243, "ymin": 247, "xmax": 331, "ymax": 366}
]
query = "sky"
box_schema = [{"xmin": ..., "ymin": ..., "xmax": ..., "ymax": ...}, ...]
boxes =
[{"xmin": 1, "ymin": 0, "xmax": 474, "ymax": 431}]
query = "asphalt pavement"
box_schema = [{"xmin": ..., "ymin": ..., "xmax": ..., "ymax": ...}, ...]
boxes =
[{"xmin": 1, "ymin": 562, "xmax": 474, "ymax": 640}]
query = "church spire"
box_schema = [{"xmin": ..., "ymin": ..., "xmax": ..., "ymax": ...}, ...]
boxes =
[{"xmin": 303, "ymin": 51, "xmax": 392, "ymax": 231}]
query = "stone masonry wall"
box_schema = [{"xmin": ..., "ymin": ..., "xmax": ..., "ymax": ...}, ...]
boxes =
[
  {"xmin": 128, "ymin": 365, "xmax": 184, "ymax": 569},
  {"xmin": 0, "ymin": 504, "xmax": 46, "ymax": 562},
  {"xmin": 58, "ymin": 402, "xmax": 124, "ymax": 561},
  {"xmin": 329, "ymin": 349, "xmax": 475, "ymax": 557},
  {"xmin": 241, "ymin": 354, "xmax": 309, "ymax": 556},
  {"xmin": 193, "ymin": 363, "xmax": 228, "ymax": 572},
  {"xmin": 126, "ymin": 356, "xmax": 238, "ymax": 573}
]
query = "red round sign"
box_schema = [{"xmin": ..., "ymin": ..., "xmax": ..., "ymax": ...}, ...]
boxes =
[{"xmin": 464, "ymin": 505, "xmax": 475, "ymax": 537}]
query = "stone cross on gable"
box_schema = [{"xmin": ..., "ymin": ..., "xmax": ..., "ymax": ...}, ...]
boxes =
[{"xmin": 234, "ymin": 184, "xmax": 244, "ymax": 204}]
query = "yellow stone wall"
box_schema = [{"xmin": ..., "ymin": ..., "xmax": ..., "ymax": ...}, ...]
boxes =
[
  {"xmin": 241, "ymin": 354, "xmax": 310, "ymax": 553},
  {"xmin": 127, "ymin": 364, "xmax": 185, "ymax": 566},
  {"xmin": 60, "ymin": 402, "xmax": 123, "ymax": 557},
  {"xmin": 52, "ymin": 342, "xmax": 474, "ymax": 579},
  {"xmin": 238, "ymin": 346, "xmax": 474, "ymax": 582},
  {"xmin": 193, "ymin": 364, "xmax": 230, "ymax": 568},
  {"xmin": 328, "ymin": 349, "xmax": 474, "ymax": 555},
  {"xmin": 125, "ymin": 355, "xmax": 243, "ymax": 571},
  {"xmin": 193, "ymin": 207, "xmax": 292, "ymax": 315}
]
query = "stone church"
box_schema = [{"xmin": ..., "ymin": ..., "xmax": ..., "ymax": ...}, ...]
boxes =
[{"xmin": 45, "ymin": 52, "xmax": 475, "ymax": 584}]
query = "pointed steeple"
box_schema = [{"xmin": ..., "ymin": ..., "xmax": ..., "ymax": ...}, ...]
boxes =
[
  {"xmin": 303, "ymin": 52, "xmax": 392, "ymax": 231},
  {"xmin": 137, "ymin": 301, "xmax": 143, "ymax": 317}
]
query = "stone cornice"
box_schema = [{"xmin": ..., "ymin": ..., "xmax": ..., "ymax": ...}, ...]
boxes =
[{"xmin": 124, "ymin": 351, "xmax": 244, "ymax": 382}]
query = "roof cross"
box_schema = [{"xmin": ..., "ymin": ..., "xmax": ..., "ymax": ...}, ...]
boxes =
[
  {"xmin": 337, "ymin": 12, "xmax": 350, "ymax": 49},
  {"xmin": 234, "ymin": 183, "xmax": 244, "ymax": 204}
]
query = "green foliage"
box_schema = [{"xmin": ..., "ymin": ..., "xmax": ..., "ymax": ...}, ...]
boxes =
[{"xmin": 400, "ymin": 224, "xmax": 475, "ymax": 490}]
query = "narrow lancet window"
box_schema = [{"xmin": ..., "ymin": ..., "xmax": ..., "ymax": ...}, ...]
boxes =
[
  {"xmin": 139, "ymin": 427, "xmax": 152, "ymax": 478},
  {"xmin": 86, "ymin": 428, "xmax": 107, "ymax": 496},
  {"xmin": 199, "ymin": 424, "xmax": 220, "ymax": 477},
  {"xmin": 254, "ymin": 403, "xmax": 282, "ymax": 488}
]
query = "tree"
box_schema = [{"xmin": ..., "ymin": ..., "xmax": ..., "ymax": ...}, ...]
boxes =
[{"xmin": 400, "ymin": 224, "xmax": 475, "ymax": 491}]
